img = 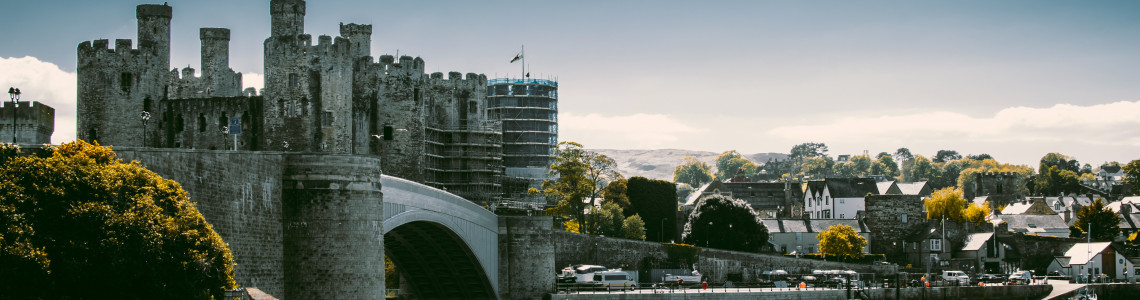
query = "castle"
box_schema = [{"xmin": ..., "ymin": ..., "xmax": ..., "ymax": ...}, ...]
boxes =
[{"xmin": 77, "ymin": 1, "xmax": 528, "ymax": 204}]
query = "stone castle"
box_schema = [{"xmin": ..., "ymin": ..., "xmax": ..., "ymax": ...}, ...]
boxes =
[{"xmin": 77, "ymin": 0, "xmax": 511, "ymax": 203}]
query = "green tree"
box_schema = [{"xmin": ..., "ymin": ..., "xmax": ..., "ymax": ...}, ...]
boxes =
[
  {"xmin": 817, "ymin": 224, "xmax": 867, "ymax": 259},
  {"xmin": 895, "ymin": 147, "xmax": 915, "ymax": 180},
  {"xmin": 681, "ymin": 195, "xmax": 768, "ymax": 252},
  {"xmin": 1123, "ymin": 160, "xmax": 1140, "ymax": 196},
  {"xmin": 590, "ymin": 201, "xmax": 625, "ymax": 236},
  {"xmin": 906, "ymin": 155, "xmax": 939, "ymax": 183},
  {"xmin": 963, "ymin": 201, "xmax": 992, "ymax": 225},
  {"xmin": 714, "ymin": 150, "xmax": 758, "ymax": 180},
  {"xmin": 800, "ymin": 156, "xmax": 835, "ymax": 180},
  {"xmin": 789, "ymin": 142, "xmax": 829, "ymax": 177},
  {"xmin": 622, "ymin": 214, "xmax": 646, "ymax": 240},
  {"xmin": 535, "ymin": 142, "xmax": 622, "ymax": 232},
  {"xmin": 967, "ymin": 154, "xmax": 994, "ymax": 161},
  {"xmin": 933, "ymin": 150, "xmax": 962, "ymax": 163},
  {"xmin": 925, "ymin": 187, "xmax": 967, "ymax": 222},
  {"xmin": 1034, "ymin": 166, "xmax": 1081, "ymax": 196},
  {"xmin": 673, "ymin": 156, "xmax": 713, "ymax": 188},
  {"xmin": 871, "ymin": 154, "xmax": 901, "ymax": 179},
  {"xmin": 626, "ymin": 177, "xmax": 678, "ymax": 243},
  {"xmin": 0, "ymin": 141, "xmax": 236, "ymax": 299},
  {"xmin": 1072, "ymin": 198, "xmax": 1121, "ymax": 241},
  {"xmin": 1040, "ymin": 152, "xmax": 1081, "ymax": 173},
  {"xmin": 602, "ymin": 179, "xmax": 631, "ymax": 212}
]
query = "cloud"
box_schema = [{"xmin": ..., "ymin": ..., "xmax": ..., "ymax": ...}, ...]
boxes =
[
  {"xmin": 560, "ymin": 112, "xmax": 700, "ymax": 149},
  {"xmin": 0, "ymin": 56, "xmax": 77, "ymax": 144},
  {"xmin": 768, "ymin": 101, "xmax": 1140, "ymax": 146},
  {"xmin": 242, "ymin": 72, "xmax": 264, "ymax": 94}
]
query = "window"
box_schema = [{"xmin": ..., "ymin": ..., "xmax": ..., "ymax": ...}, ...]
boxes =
[
  {"xmin": 322, "ymin": 111, "xmax": 333, "ymax": 127},
  {"xmin": 840, "ymin": 198, "xmax": 845, "ymax": 204},
  {"xmin": 840, "ymin": 214, "xmax": 845, "ymax": 218},
  {"xmin": 901, "ymin": 214, "xmax": 908, "ymax": 223},
  {"xmin": 383, "ymin": 125, "xmax": 393, "ymax": 140},
  {"xmin": 825, "ymin": 196, "xmax": 830, "ymax": 205},
  {"xmin": 931, "ymin": 239, "xmax": 942, "ymax": 251},
  {"xmin": 198, "ymin": 114, "xmax": 206, "ymax": 132},
  {"xmin": 120, "ymin": 72, "xmax": 133, "ymax": 92},
  {"xmin": 796, "ymin": 233, "xmax": 802, "ymax": 241},
  {"xmin": 289, "ymin": 73, "xmax": 298, "ymax": 88}
]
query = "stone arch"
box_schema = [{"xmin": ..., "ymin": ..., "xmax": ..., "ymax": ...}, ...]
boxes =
[{"xmin": 384, "ymin": 220, "xmax": 496, "ymax": 299}]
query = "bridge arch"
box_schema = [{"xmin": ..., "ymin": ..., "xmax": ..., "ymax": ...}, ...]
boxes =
[{"xmin": 381, "ymin": 175, "xmax": 499, "ymax": 299}]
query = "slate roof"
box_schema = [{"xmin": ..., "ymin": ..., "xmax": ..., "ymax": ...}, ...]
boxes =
[
  {"xmin": 877, "ymin": 181, "xmax": 900, "ymax": 195},
  {"xmin": 824, "ymin": 177, "xmax": 880, "ymax": 198},
  {"xmin": 1002, "ymin": 202, "xmax": 1032, "ymax": 215},
  {"xmin": 1053, "ymin": 256, "xmax": 1071, "ymax": 268},
  {"xmin": 897, "ymin": 181, "xmax": 931, "ymax": 196},
  {"xmin": 805, "ymin": 181, "xmax": 827, "ymax": 198},
  {"xmin": 996, "ymin": 214, "xmax": 1068, "ymax": 230},
  {"xmin": 810, "ymin": 219, "xmax": 868, "ymax": 233},
  {"xmin": 962, "ymin": 232, "xmax": 994, "ymax": 251},
  {"xmin": 1064, "ymin": 242, "xmax": 1112, "ymax": 266},
  {"xmin": 762, "ymin": 219, "xmax": 866, "ymax": 233},
  {"xmin": 973, "ymin": 196, "xmax": 990, "ymax": 207},
  {"xmin": 905, "ymin": 227, "xmax": 943, "ymax": 242}
]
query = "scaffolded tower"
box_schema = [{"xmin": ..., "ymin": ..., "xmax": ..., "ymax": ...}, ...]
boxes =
[{"xmin": 486, "ymin": 78, "xmax": 558, "ymax": 203}]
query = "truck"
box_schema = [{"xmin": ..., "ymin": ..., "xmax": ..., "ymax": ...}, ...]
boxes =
[{"xmin": 941, "ymin": 270, "xmax": 970, "ymax": 285}]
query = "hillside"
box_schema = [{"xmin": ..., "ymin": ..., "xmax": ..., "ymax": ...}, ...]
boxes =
[{"xmin": 590, "ymin": 149, "xmax": 789, "ymax": 182}]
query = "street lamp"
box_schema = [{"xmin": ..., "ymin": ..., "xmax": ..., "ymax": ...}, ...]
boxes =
[
  {"xmin": 8, "ymin": 87, "xmax": 20, "ymax": 144},
  {"xmin": 140, "ymin": 111, "xmax": 151, "ymax": 146},
  {"xmin": 660, "ymin": 218, "xmax": 666, "ymax": 243}
]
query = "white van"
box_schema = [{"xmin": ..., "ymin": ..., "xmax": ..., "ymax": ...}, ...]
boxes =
[{"xmin": 593, "ymin": 271, "xmax": 636, "ymax": 291}]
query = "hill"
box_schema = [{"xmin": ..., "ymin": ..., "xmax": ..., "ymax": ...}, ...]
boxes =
[{"xmin": 590, "ymin": 149, "xmax": 789, "ymax": 182}]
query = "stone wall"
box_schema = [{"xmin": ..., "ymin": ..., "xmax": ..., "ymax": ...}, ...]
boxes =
[
  {"xmin": 498, "ymin": 216, "xmax": 555, "ymax": 299},
  {"xmin": 552, "ymin": 230, "xmax": 896, "ymax": 284},
  {"xmin": 864, "ymin": 194, "xmax": 924, "ymax": 260},
  {"xmin": 113, "ymin": 147, "xmax": 286, "ymax": 296},
  {"xmin": 863, "ymin": 284, "xmax": 1051, "ymax": 300},
  {"xmin": 0, "ymin": 101, "xmax": 54, "ymax": 144}
]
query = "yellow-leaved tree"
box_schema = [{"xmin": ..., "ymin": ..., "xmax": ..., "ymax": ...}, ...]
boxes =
[
  {"xmin": 817, "ymin": 224, "xmax": 867, "ymax": 259},
  {"xmin": 925, "ymin": 187, "xmax": 967, "ymax": 222}
]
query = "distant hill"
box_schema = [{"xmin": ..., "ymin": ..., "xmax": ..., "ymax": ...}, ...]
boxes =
[{"xmin": 590, "ymin": 149, "xmax": 789, "ymax": 182}]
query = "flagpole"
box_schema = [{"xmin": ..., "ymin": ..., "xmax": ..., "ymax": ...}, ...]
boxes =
[{"xmin": 521, "ymin": 45, "xmax": 525, "ymax": 82}]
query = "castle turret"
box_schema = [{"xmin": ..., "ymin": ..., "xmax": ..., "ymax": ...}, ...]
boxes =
[
  {"xmin": 339, "ymin": 23, "xmax": 372, "ymax": 59},
  {"xmin": 136, "ymin": 4, "xmax": 172, "ymax": 66},
  {"xmin": 270, "ymin": 0, "xmax": 305, "ymax": 37},
  {"xmin": 199, "ymin": 28, "xmax": 241, "ymax": 97}
]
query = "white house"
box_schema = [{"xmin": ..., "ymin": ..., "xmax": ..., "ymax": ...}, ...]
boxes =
[
  {"xmin": 1047, "ymin": 242, "xmax": 1135, "ymax": 281},
  {"xmin": 804, "ymin": 178, "xmax": 879, "ymax": 219}
]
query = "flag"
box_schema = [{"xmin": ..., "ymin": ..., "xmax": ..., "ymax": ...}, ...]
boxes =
[
  {"xmin": 525, "ymin": 72, "xmax": 530, "ymax": 78},
  {"xmin": 510, "ymin": 52, "xmax": 523, "ymax": 63}
]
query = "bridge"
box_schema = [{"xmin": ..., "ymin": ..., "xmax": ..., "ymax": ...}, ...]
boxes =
[{"xmin": 382, "ymin": 175, "xmax": 500, "ymax": 299}]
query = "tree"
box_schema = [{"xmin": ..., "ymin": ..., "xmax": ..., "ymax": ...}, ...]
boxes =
[
  {"xmin": 895, "ymin": 147, "xmax": 915, "ymax": 180},
  {"xmin": 955, "ymin": 159, "xmax": 1034, "ymax": 198},
  {"xmin": 535, "ymin": 142, "xmax": 622, "ymax": 232},
  {"xmin": 1072, "ymin": 198, "xmax": 1120, "ymax": 241},
  {"xmin": 1040, "ymin": 153, "xmax": 1080, "ymax": 173},
  {"xmin": 894, "ymin": 148, "xmax": 915, "ymax": 163},
  {"xmin": 933, "ymin": 150, "xmax": 962, "ymax": 163},
  {"xmin": 871, "ymin": 154, "xmax": 901, "ymax": 179},
  {"xmin": 1034, "ymin": 165, "xmax": 1080, "ymax": 196},
  {"xmin": 1124, "ymin": 160, "xmax": 1140, "ymax": 195},
  {"xmin": 925, "ymin": 187, "xmax": 967, "ymax": 222},
  {"xmin": 589, "ymin": 201, "xmax": 625, "ymax": 236},
  {"xmin": 681, "ymin": 195, "xmax": 768, "ymax": 252},
  {"xmin": 832, "ymin": 154, "xmax": 873, "ymax": 178},
  {"xmin": 626, "ymin": 177, "xmax": 678, "ymax": 243},
  {"xmin": 602, "ymin": 179, "xmax": 631, "ymax": 212},
  {"xmin": 906, "ymin": 155, "xmax": 939, "ymax": 183},
  {"xmin": 0, "ymin": 141, "xmax": 236, "ymax": 299},
  {"xmin": 673, "ymin": 156, "xmax": 713, "ymax": 188},
  {"xmin": 963, "ymin": 201, "xmax": 992, "ymax": 225},
  {"xmin": 789, "ymin": 143, "xmax": 829, "ymax": 177},
  {"xmin": 967, "ymin": 154, "xmax": 994, "ymax": 161},
  {"xmin": 800, "ymin": 156, "xmax": 835, "ymax": 180},
  {"xmin": 817, "ymin": 224, "xmax": 867, "ymax": 259},
  {"xmin": 714, "ymin": 150, "xmax": 758, "ymax": 180},
  {"xmin": 622, "ymin": 214, "xmax": 646, "ymax": 240}
]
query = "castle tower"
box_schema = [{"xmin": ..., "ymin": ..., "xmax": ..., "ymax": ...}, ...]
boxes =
[
  {"xmin": 199, "ymin": 28, "xmax": 241, "ymax": 97},
  {"xmin": 270, "ymin": 0, "xmax": 305, "ymax": 37},
  {"xmin": 136, "ymin": 4, "xmax": 172, "ymax": 67},
  {"xmin": 486, "ymin": 77, "xmax": 559, "ymax": 201},
  {"xmin": 339, "ymin": 23, "xmax": 372, "ymax": 59}
]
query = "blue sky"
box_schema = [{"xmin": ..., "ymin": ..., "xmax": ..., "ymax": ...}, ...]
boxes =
[{"xmin": 2, "ymin": 0, "xmax": 1139, "ymax": 168}]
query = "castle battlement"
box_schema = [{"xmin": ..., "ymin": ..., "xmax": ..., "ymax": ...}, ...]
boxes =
[
  {"xmin": 200, "ymin": 28, "xmax": 230, "ymax": 40},
  {"xmin": 136, "ymin": 4, "xmax": 172, "ymax": 19}
]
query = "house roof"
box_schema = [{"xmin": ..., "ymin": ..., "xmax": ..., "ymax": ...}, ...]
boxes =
[
  {"xmin": 762, "ymin": 219, "xmax": 866, "ymax": 233},
  {"xmin": 905, "ymin": 227, "xmax": 943, "ymax": 242},
  {"xmin": 877, "ymin": 181, "xmax": 900, "ymax": 195},
  {"xmin": 824, "ymin": 177, "xmax": 880, "ymax": 198},
  {"xmin": 1053, "ymin": 256, "xmax": 1071, "ymax": 268},
  {"xmin": 996, "ymin": 214, "xmax": 1068, "ymax": 230},
  {"xmin": 1064, "ymin": 242, "xmax": 1112, "ymax": 266},
  {"xmin": 897, "ymin": 181, "xmax": 930, "ymax": 196},
  {"xmin": 1002, "ymin": 202, "xmax": 1032, "ymax": 215},
  {"xmin": 805, "ymin": 181, "xmax": 826, "ymax": 198},
  {"xmin": 810, "ymin": 219, "xmax": 867, "ymax": 233},
  {"xmin": 973, "ymin": 196, "xmax": 990, "ymax": 207},
  {"xmin": 962, "ymin": 232, "xmax": 994, "ymax": 251}
]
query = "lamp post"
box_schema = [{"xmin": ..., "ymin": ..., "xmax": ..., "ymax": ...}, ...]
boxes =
[
  {"xmin": 140, "ymin": 111, "xmax": 151, "ymax": 146},
  {"xmin": 660, "ymin": 218, "xmax": 666, "ymax": 243},
  {"xmin": 8, "ymin": 87, "xmax": 21, "ymax": 144}
]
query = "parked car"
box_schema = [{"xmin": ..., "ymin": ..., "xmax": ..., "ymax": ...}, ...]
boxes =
[
  {"xmin": 1008, "ymin": 270, "xmax": 1032, "ymax": 284},
  {"xmin": 975, "ymin": 274, "xmax": 1003, "ymax": 284},
  {"xmin": 941, "ymin": 271, "xmax": 970, "ymax": 285}
]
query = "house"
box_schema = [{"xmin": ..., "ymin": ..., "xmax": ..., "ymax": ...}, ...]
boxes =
[
  {"xmin": 762, "ymin": 218, "xmax": 870, "ymax": 255},
  {"xmin": 897, "ymin": 181, "xmax": 933, "ymax": 198},
  {"xmin": 995, "ymin": 214, "xmax": 1069, "ymax": 237},
  {"xmin": 1047, "ymin": 242, "xmax": 1135, "ymax": 280},
  {"xmin": 954, "ymin": 232, "xmax": 1010, "ymax": 274},
  {"xmin": 1001, "ymin": 198, "xmax": 1056, "ymax": 215},
  {"xmin": 877, "ymin": 181, "xmax": 902, "ymax": 195},
  {"xmin": 683, "ymin": 179, "xmax": 803, "ymax": 218},
  {"xmin": 904, "ymin": 226, "xmax": 951, "ymax": 271},
  {"xmin": 803, "ymin": 178, "xmax": 879, "ymax": 219}
]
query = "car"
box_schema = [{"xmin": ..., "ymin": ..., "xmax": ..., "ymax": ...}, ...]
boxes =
[
  {"xmin": 941, "ymin": 271, "xmax": 970, "ymax": 285},
  {"xmin": 593, "ymin": 270, "xmax": 636, "ymax": 291},
  {"xmin": 975, "ymin": 274, "xmax": 1003, "ymax": 284},
  {"xmin": 1008, "ymin": 270, "xmax": 1032, "ymax": 284}
]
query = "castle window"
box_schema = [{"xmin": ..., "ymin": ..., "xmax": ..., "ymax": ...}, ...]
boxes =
[
  {"xmin": 143, "ymin": 97, "xmax": 152, "ymax": 112},
  {"xmin": 289, "ymin": 73, "xmax": 298, "ymax": 88},
  {"xmin": 322, "ymin": 111, "xmax": 333, "ymax": 127},
  {"xmin": 87, "ymin": 128, "xmax": 98, "ymax": 143},
  {"xmin": 176, "ymin": 114, "xmax": 184, "ymax": 132},
  {"xmin": 902, "ymin": 214, "xmax": 908, "ymax": 223},
  {"xmin": 468, "ymin": 101, "xmax": 478, "ymax": 114},
  {"xmin": 198, "ymin": 114, "xmax": 206, "ymax": 132},
  {"xmin": 120, "ymin": 72, "xmax": 133, "ymax": 93},
  {"xmin": 383, "ymin": 125, "xmax": 393, "ymax": 140}
]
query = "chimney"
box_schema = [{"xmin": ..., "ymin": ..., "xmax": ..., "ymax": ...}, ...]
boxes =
[{"xmin": 1064, "ymin": 209, "xmax": 1071, "ymax": 222}]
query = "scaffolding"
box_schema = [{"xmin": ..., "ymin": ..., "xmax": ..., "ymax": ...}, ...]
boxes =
[
  {"xmin": 487, "ymin": 78, "xmax": 558, "ymax": 203},
  {"xmin": 423, "ymin": 121, "xmax": 504, "ymax": 205}
]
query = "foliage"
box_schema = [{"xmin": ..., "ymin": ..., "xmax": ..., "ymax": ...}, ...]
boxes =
[
  {"xmin": 1034, "ymin": 166, "xmax": 1081, "ymax": 196},
  {"xmin": 533, "ymin": 142, "xmax": 622, "ymax": 233},
  {"xmin": 955, "ymin": 159, "xmax": 1034, "ymax": 197},
  {"xmin": 663, "ymin": 243, "xmax": 701, "ymax": 268},
  {"xmin": 714, "ymin": 150, "xmax": 758, "ymax": 180},
  {"xmin": 673, "ymin": 156, "xmax": 714, "ymax": 188},
  {"xmin": 1124, "ymin": 160, "xmax": 1140, "ymax": 196},
  {"xmin": 602, "ymin": 179, "xmax": 631, "ymax": 212},
  {"xmin": 385, "ymin": 256, "xmax": 399, "ymax": 288},
  {"xmin": 622, "ymin": 214, "xmax": 646, "ymax": 240},
  {"xmin": 626, "ymin": 177, "xmax": 678, "ymax": 242},
  {"xmin": 933, "ymin": 150, "xmax": 962, "ymax": 163},
  {"xmin": 681, "ymin": 195, "xmax": 768, "ymax": 252},
  {"xmin": 590, "ymin": 201, "xmax": 626, "ymax": 236},
  {"xmin": 1039, "ymin": 153, "xmax": 1081, "ymax": 174},
  {"xmin": 0, "ymin": 141, "xmax": 236, "ymax": 299},
  {"xmin": 871, "ymin": 154, "xmax": 901, "ymax": 179},
  {"xmin": 787, "ymin": 142, "xmax": 829, "ymax": 178},
  {"xmin": 800, "ymin": 156, "xmax": 835, "ymax": 180},
  {"xmin": 963, "ymin": 201, "xmax": 992, "ymax": 225},
  {"xmin": 968, "ymin": 154, "xmax": 994, "ymax": 161},
  {"xmin": 925, "ymin": 187, "xmax": 967, "ymax": 222},
  {"xmin": 833, "ymin": 154, "xmax": 873, "ymax": 178},
  {"xmin": 895, "ymin": 147, "xmax": 915, "ymax": 180},
  {"xmin": 1072, "ymin": 198, "xmax": 1121, "ymax": 241},
  {"xmin": 562, "ymin": 218, "xmax": 582, "ymax": 233},
  {"xmin": 817, "ymin": 224, "xmax": 867, "ymax": 259},
  {"xmin": 906, "ymin": 155, "xmax": 939, "ymax": 183}
]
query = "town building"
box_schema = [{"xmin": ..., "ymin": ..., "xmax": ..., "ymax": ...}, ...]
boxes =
[
  {"xmin": 994, "ymin": 214, "xmax": 1069, "ymax": 237},
  {"xmin": 954, "ymin": 232, "xmax": 1008, "ymax": 274},
  {"xmin": 803, "ymin": 178, "xmax": 879, "ymax": 219},
  {"xmin": 1047, "ymin": 242, "xmax": 1134, "ymax": 281},
  {"xmin": 762, "ymin": 218, "xmax": 869, "ymax": 255}
]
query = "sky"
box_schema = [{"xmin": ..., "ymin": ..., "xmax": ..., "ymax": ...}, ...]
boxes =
[{"xmin": 2, "ymin": 0, "xmax": 1139, "ymax": 169}]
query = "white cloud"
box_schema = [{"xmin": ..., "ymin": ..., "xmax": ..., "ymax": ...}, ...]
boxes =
[
  {"xmin": 560, "ymin": 112, "xmax": 700, "ymax": 149},
  {"xmin": 241, "ymin": 72, "xmax": 264, "ymax": 94},
  {"xmin": 0, "ymin": 56, "xmax": 77, "ymax": 144}
]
